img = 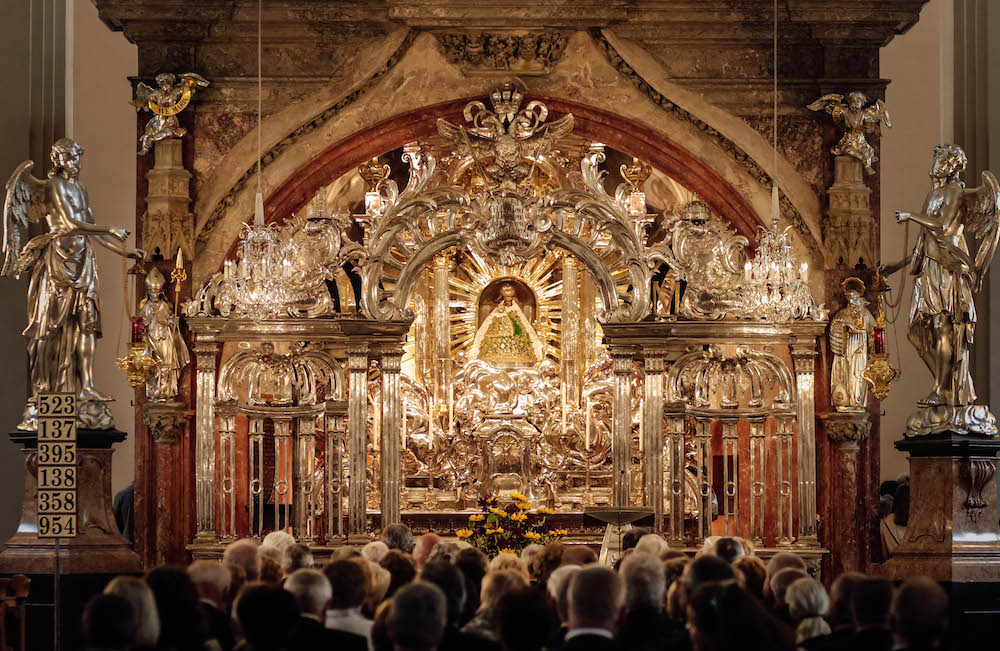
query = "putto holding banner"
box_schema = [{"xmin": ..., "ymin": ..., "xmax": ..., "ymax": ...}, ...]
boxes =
[{"xmin": 131, "ymin": 72, "xmax": 210, "ymax": 155}]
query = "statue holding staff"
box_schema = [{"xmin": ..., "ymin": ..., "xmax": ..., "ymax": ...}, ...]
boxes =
[{"xmin": 2, "ymin": 138, "xmax": 145, "ymax": 429}]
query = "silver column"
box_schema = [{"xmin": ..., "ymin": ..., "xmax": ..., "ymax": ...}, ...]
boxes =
[
  {"xmin": 347, "ymin": 345, "xmax": 369, "ymax": 537},
  {"xmin": 216, "ymin": 403, "xmax": 237, "ymax": 541},
  {"xmin": 720, "ymin": 415, "xmax": 740, "ymax": 537},
  {"xmin": 747, "ymin": 415, "xmax": 766, "ymax": 546},
  {"xmin": 776, "ymin": 412, "xmax": 795, "ymax": 547},
  {"xmin": 611, "ymin": 350, "xmax": 634, "ymax": 507},
  {"xmin": 694, "ymin": 416, "xmax": 713, "ymax": 543},
  {"xmin": 380, "ymin": 347, "xmax": 403, "ymax": 526},
  {"xmin": 248, "ymin": 415, "xmax": 265, "ymax": 538},
  {"xmin": 326, "ymin": 403, "xmax": 347, "ymax": 541},
  {"xmin": 562, "ymin": 256, "xmax": 580, "ymax": 403},
  {"xmin": 193, "ymin": 340, "xmax": 218, "ymax": 543},
  {"xmin": 791, "ymin": 340, "xmax": 819, "ymax": 546},
  {"xmin": 273, "ymin": 416, "xmax": 293, "ymax": 533},
  {"xmin": 664, "ymin": 407, "xmax": 687, "ymax": 546},
  {"xmin": 432, "ymin": 254, "xmax": 451, "ymax": 410},
  {"xmin": 296, "ymin": 414, "xmax": 318, "ymax": 542},
  {"xmin": 642, "ymin": 350, "xmax": 666, "ymax": 532}
]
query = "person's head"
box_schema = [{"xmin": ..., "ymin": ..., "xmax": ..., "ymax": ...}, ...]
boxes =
[
  {"xmin": 420, "ymin": 560, "xmax": 466, "ymax": 626},
  {"xmin": 827, "ymin": 571, "xmax": 864, "ymax": 630},
  {"xmin": 622, "ymin": 528, "xmax": 649, "ymax": 551},
  {"xmin": 285, "ymin": 568, "xmax": 332, "ymax": 617},
  {"xmin": 82, "ymin": 594, "xmax": 135, "ymax": 651},
  {"xmin": 383, "ymin": 523, "xmax": 415, "ymax": 553},
  {"xmin": 712, "ymin": 537, "xmax": 745, "ymax": 564},
  {"xmin": 187, "ymin": 560, "xmax": 231, "ymax": 609},
  {"xmin": 387, "ymin": 582, "xmax": 447, "ymax": 651},
  {"xmin": 634, "ymin": 533, "xmax": 670, "ymax": 557},
  {"xmin": 546, "ymin": 564, "xmax": 582, "ymax": 625},
  {"xmin": 413, "ymin": 533, "xmax": 443, "ymax": 568},
  {"xmin": 259, "ymin": 554, "xmax": 283, "ymax": 584},
  {"xmin": 497, "ymin": 586, "xmax": 558, "ymax": 651},
  {"xmin": 344, "ymin": 555, "xmax": 377, "ymax": 611},
  {"xmin": 223, "ymin": 538, "xmax": 260, "ymax": 581},
  {"xmin": 732, "ymin": 555, "xmax": 766, "ymax": 601},
  {"xmin": 103, "ymin": 577, "xmax": 158, "ymax": 649},
  {"xmin": 764, "ymin": 552, "xmax": 807, "ymax": 602},
  {"xmin": 520, "ymin": 543, "xmax": 543, "ymax": 574},
  {"xmin": 531, "ymin": 542, "xmax": 565, "ymax": 585},
  {"xmin": 224, "ymin": 562, "xmax": 247, "ymax": 604},
  {"xmin": 687, "ymin": 581, "xmax": 794, "ymax": 651},
  {"xmin": 372, "ymin": 600, "xmax": 394, "ymax": 651},
  {"xmin": 620, "ymin": 552, "xmax": 666, "ymax": 611},
  {"xmin": 262, "ymin": 530, "xmax": 296, "ymax": 555},
  {"xmin": 427, "ymin": 541, "xmax": 462, "ymax": 565},
  {"xmin": 145, "ymin": 566, "xmax": 208, "ymax": 647},
  {"xmin": 562, "ymin": 545, "xmax": 598, "ymax": 566},
  {"xmin": 455, "ymin": 547, "xmax": 489, "ymax": 621},
  {"xmin": 381, "ymin": 549, "xmax": 418, "ymax": 600},
  {"xmin": 234, "ymin": 584, "xmax": 300, "ymax": 651},
  {"xmin": 481, "ymin": 569, "xmax": 529, "ymax": 611},
  {"xmin": 663, "ymin": 556, "xmax": 690, "ymax": 588},
  {"xmin": 285, "ymin": 543, "xmax": 314, "ymax": 573},
  {"xmin": 769, "ymin": 568, "xmax": 807, "ymax": 610},
  {"xmin": 679, "ymin": 555, "xmax": 736, "ymax": 614},
  {"xmin": 371, "ymin": 563, "xmax": 392, "ymax": 606},
  {"xmin": 852, "ymin": 576, "xmax": 894, "ymax": 630},
  {"xmin": 890, "ymin": 577, "xmax": 948, "ymax": 648},
  {"xmin": 786, "ymin": 578, "xmax": 831, "ymax": 643},
  {"xmin": 488, "ymin": 552, "xmax": 530, "ymax": 580},
  {"xmin": 324, "ymin": 559, "xmax": 368, "ymax": 610},
  {"xmin": 893, "ymin": 483, "xmax": 910, "ymax": 527},
  {"xmin": 567, "ymin": 566, "xmax": 624, "ymax": 633},
  {"xmin": 363, "ymin": 540, "xmax": 390, "ymax": 564}
]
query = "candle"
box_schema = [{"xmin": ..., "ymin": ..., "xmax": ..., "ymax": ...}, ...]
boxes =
[
  {"xmin": 585, "ymin": 400, "xmax": 591, "ymax": 450},
  {"xmin": 744, "ymin": 261, "xmax": 752, "ymax": 282},
  {"xmin": 131, "ymin": 316, "xmax": 144, "ymax": 343},
  {"xmin": 448, "ymin": 383, "xmax": 454, "ymax": 435},
  {"xmin": 561, "ymin": 383, "xmax": 567, "ymax": 437},
  {"xmin": 639, "ymin": 398, "xmax": 644, "ymax": 453},
  {"xmin": 402, "ymin": 405, "xmax": 407, "ymax": 446}
]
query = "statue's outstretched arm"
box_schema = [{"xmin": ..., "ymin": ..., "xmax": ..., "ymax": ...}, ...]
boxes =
[{"xmin": 896, "ymin": 209, "xmax": 944, "ymax": 231}]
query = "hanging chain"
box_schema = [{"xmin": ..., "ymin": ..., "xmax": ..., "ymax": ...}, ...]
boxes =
[{"xmin": 885, "ymin": 220, "xmax": 909, "ymax": 323}]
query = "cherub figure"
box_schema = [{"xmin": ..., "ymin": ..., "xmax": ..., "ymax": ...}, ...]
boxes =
[
  {"xmin": 132, "ymin": 72, "xmax": 210, "ymax": 155},
  {"xmin": 808, "ymin": 91, "xmax": 891, "ymax": 174},
  {"xmin": 895, "ymin": 145, "xmax": 999, "ymax": 412}
]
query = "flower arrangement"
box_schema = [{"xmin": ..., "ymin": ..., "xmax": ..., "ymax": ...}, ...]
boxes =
[{"xmin": 456, "ymin": 491, "xmax": 566, "ymax": 557}]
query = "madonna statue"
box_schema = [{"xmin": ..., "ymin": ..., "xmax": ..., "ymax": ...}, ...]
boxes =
[{"xmin": 469, "ymin": 283, "xmax": 544, "ymax": 367}]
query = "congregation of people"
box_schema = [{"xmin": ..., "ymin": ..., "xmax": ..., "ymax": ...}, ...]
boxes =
[{"xmin": 80, "ymin": 524, "xmax": 949, "ymax": 651}]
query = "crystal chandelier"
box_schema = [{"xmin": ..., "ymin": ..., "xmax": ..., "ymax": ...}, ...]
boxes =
[{"xmin": 220, "ymin": 221, "xmax": 292, "ymax": 319}]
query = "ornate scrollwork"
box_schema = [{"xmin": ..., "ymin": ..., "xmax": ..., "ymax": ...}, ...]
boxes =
[
  {"xmin": 666, "ymin": 345, "xmax": 793, "ymax": 409},
  {"xmin": 961, "ymin": 459, "xmax": 996, "ymax": 522},
  {"xmin": 217, "ymin": 343, "xmax": 342, "ymax": 406}
]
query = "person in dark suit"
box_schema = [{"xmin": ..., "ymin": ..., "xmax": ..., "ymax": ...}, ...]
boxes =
[
  {"xmin": 387, "ymin": 581, "xmax": 448, "ymax": 651},
  {"xmin": 188, "ymin": 560, "xmax": 236, "ymax": 651},
  {"xmin": 421, "ymin": 560, "xmax": 499, "ymax": 651},
  {"xmin": 616, "ymin": 552, "xmax": 681, "ymax": 651},
  {"xmin": 849, "ymin": 576, "xmax": 894, "ymax": 651},
  {"xmin": 285, "ymin": 569, "xmax": 367, "ymax": 651},
  {"xmin": 889, "ymin": 577, "xmax": 948, "ymax": 651},
  {"xmin": 234, "ymin": 584, "xmax": 299, "ymax": 651},
  {"xmin": 562, "ymin": 565, "xmax": 623, "ymax": 651}
]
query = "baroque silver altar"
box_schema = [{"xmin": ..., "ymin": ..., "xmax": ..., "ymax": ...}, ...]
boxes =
[{"xmin": 182, "ymin": 87, "xmax": 827, "ymax": 550}]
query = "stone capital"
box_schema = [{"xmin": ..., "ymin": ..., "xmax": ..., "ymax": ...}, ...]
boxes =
[
  {"xmin": 825, "ymin": 411, "xmax": 871, "ymax": 448},
  {"xmin": 143, "ymin": 400, "xmax": 189, "ymax": 445}
]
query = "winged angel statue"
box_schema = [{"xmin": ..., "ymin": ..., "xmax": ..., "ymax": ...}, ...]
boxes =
[
  {"xmin": 808, "ymin": 91, "xmax": 891, "ymax": 175},
  {"xmin": 894, "ymin": 144, "xmax": 1000, "ymax": 435},
  {"xmin": 132, "ymin": 72, "xmax": 210, "ymax": 155},
  {"xmin": 436, "ymin": 82, "xmax": 574, "ymax": 193},
  {"xmin": 2, "ymin": 139, "xmax": 144, "ymax": 429}
]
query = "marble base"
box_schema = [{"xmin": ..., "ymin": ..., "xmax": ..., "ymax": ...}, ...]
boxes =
[
  {"xmin": 0, "ymin": 429, "xmax": 141, "ymax": 575},
  {"xmin": 905, "ymin": 404, "xmax": 997, "ymax": 437},
  {"xmin": 882, "ymin": 433, "xmax": 1000, "ymax": 582}
]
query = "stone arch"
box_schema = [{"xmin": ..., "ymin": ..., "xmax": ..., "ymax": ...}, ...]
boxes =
[{"xmin": 192, "ymin": 31, "xmax": 824, "ymax": 286}]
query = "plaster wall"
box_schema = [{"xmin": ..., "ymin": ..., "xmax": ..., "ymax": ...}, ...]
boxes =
[
  {"xmin": 879, "ymin": 0, "xmax": 954, "ymax": 481},
  {"xmin": 72, "ymin": 0, "xmax": 137, "ymax": 496}
]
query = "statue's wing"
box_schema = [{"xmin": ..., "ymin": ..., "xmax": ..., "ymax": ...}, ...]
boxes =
[
  {"xmin": 436, "ymin": 117, "xmax": 492, "ymax": 159},
  {"xmin": 967, "ymin": 170, "xmax": 1000, "ymax": 291},
  {"xmin": 133, "ymin": 81, "xmax": 156, "ymax": 103},
  {"xmin": 806, "ymin": 94, "xmax": 843, "ymax": 115},
  {"xmin": 522, "ymin": 114, "xmax": 575, "ymax": 158},
  {"xmin": 2, "ymin": 161, "xmax": 47, "ymax": 277},
  {"xmin": 862, "ymin": 100, "xmax": 891, "ymax": 135},
  {"xmin": 179, "ymin": 72, "xmax": 210, "ymax": 88}
]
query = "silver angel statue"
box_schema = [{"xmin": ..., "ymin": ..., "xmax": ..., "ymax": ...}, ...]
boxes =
[
  {"xmin": 132, "ymin": 72, "xmax": 210, "ymax": 155},
  {"xmin": 139, "ymin": 268, "xmax": 190, "ymax": 401},
  {"xmin": 895, "ymin": 145, "xmax": 1000, "ymax": 434},
  {"xmin": 808, "ymin": 91, "xmax": 891, "ymax": 175},
  {"xmin": 2, "ymin": 138, "xmax": 144, "ymax": 429},
  {"xmin": 829, "ymin": 277, "xmax": 875, "ymax": 412}
]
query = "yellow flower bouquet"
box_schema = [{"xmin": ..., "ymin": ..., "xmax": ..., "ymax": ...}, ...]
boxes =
[{"xmin": 459, "ymin": 490, "xmax": 566, "ymax": 557}]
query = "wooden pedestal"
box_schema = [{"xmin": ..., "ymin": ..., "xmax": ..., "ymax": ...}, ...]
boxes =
[{"xmin": 883, "ymin": 433, "xmax": 1000, "ymax": 582}]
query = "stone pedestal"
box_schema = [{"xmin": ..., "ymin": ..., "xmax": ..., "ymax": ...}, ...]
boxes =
[
  {"xmin": 143, "ymin": 138, "xmax": 193, "ymax": 261},
  {"xmin": 824, "ymin": 156, "xmax": 874, "ymax": 269},
  {"xmin": 883, "ymin": 433, "xmax": 1000, "ymax": 582},
  {"xmin": 0, "ymin": 429, "xmax": 141, "ymax": 574},
  {"xmin": 824, "ymin": 411, "xmax": 871, "ymax": 574}
]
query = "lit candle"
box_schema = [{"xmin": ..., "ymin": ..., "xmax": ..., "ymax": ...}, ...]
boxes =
[
  {"xmin": 448, "ymin": 382, "xmax": 454, "ymax": 435},
  {"xmin": 561, "ymin": 383, "xmax": 568, "ymax": 437},
  {"xmin": 744, "ymin": 261, "xmax": 752, "ymax": 282},
  {"xmin": 639, "ymin": 398, "xmax": 644, "ymax": 453},
  {"xmin": 585, "ymin": 400, "xmax": 592, "ymax": 450},
  {"xmin": 402, "ymin": 404, "xmax": 407, "ymax": 447}
]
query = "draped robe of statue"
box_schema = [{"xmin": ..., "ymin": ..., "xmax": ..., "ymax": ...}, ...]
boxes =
[
  {"xmin": 829, "ymin": 290, "xmax": 875, "ymax": 411},
  {"xmin": 139, "ymin": 269, "xmax": 190, "ymax": 401},
  {"xmin": 469, "ymin": 285, "xmax": 544, "ymax": 367}
]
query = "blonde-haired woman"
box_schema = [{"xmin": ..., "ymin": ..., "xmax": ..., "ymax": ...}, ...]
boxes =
[
  {"xmin": 104, "ymin": 576, "xmax": 160, "ymax": 650},
  {"xmin": 786, "ymin": 577, "xmax": 832, "ymax": 646}
]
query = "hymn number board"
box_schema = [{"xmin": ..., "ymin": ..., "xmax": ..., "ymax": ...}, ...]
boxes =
[{"xmin": 36, "ymin": 393, "xmax": 78, "ymax": 538}]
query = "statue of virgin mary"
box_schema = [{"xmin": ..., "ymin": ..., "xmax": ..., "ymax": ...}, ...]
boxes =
[{"xmin": 469, "ymin": 283, "xmax": 544, "ymax": 367}]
